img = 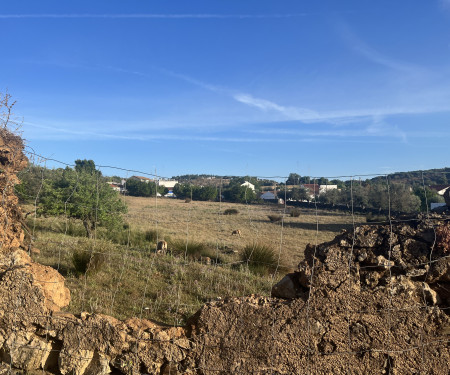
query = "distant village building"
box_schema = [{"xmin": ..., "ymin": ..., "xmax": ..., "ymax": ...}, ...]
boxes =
[
  {"xmin": 431, "ymin": 203, "xmax": 446, "ymax": 210},
  {"xmin": 241, "ymin": 181, "xmax": 255, "ymax": 191},
  {"xmin": 302, "ymin": 184, "xmax": 320, "ymax": 198},
  {"xmin": 260, "ymin": 191, "xmax": 277, "ymax": 200},
  {"xmin": 319, "ymin": 185, "xmax": 338, "ymax": 195},
  {"xmin": 260, "ymin": 191, "xmax": 284, "ymax": 205},
  {"xmin": 130, "ymin": 176, "xmax": 154, "ymax": 183},
  {"xmin": 107, "ymin": 181, "xmax": 127, "ymax": 194},
  {"xmin": 158, "ymin": 179, "xmax": 178, "ymax": 197},
  {"xmin": 107, "ymin": 182, "xmax": 121, "ymax": 192},
  {"xmin": 301, "ymin": 184, "xmax": 338, "ymax": 200},
  {"xmin": 430, "ymin": 185, "xmax": 450, "ymax": 196}
]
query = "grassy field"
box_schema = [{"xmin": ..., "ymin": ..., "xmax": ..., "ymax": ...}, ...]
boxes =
[
  {"xmin": 123, "ymin": 196, "xmax": 362, "ymax": 266},
  {"xmin": 26, "ymin": 197, "xmax": 364, "ymax": 325}
]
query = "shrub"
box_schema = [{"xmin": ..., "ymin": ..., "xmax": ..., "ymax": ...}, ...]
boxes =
[
  {"xmin": 240, "ymin": 243, "xmax": 280, "ymax": 275},
  {"xmin": 103, "ymin": 227, "xmax": 157, "ymax": 249},
  {"xmin": 72, "ymin": 249, "xmax": 106, "ymax": 275},
  {"xmin": 268, "ymin": 214, "xmax": 283, "ymax": 223},
  {"xmin": 170, "ymin": 239, "xmax": 212, "ymax": 259},
  {"xmin": 145, "ymin": 229, "xmax": 158, "ymax": 243},
  {"xmin": 223, "ymin": 208, "xmax": 239, "ymax": 215},
  {"xmin": 366, "ymin": 212, "xmax": 388, "ymax": 223},
  {"xmin": 185, "ymin": 198, "xmax": 191, "ymax": 203},
  {"xmin": 290, "ymin": 208, "xmax": 301, "ymax": 218}
]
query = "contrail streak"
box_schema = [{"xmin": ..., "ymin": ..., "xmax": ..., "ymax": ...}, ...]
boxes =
[{"xmin": 0, "ymin": 13, "xmax": 306, "ymax": 20}]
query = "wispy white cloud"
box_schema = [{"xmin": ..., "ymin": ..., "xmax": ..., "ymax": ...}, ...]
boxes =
[
  {"xmin": 0, "ymin": 13, "xmax": 305, "ymax": 20},
  {"xmin": 337, "ymin": 21, "xmax": 425, "ymax": 74},
  {"xmin": 365, "ymin": 117, "xmax": 407, "ymax": 142},
  {"xmin": 233, "ymin": 93, "xmax": 319, "ymax": 119},
  {"xmin": 26, "ymin": 61, "xmax": 450, "ymax": 127}
]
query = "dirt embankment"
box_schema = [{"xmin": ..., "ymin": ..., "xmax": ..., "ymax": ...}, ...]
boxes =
[{"xmin": 0, "ymin": 128, "xmax": 449, "ymax": 374}]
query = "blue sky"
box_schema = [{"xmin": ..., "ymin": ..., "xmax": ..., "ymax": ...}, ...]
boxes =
[{"xmin": 1, "ymin": 0, "xmax": 449, "ymax": 180}]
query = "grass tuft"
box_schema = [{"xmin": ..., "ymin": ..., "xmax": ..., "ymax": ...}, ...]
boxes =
[
  {"xmin": 223, "ymin": 208, "xmax": 239, "ymax": 215},
  {"xmin": 268, "ymin": 214, "xmax": 283, "ymax": 223},
  {"xmin": 240, "ymin": 242, "xmax": 280, "ymax": 275},
  {"xmin": 72, "ymin": 248, "xmax": 107, "ymax": 276},
  {"xmin": 170, "ymin": 239, "xmax": 212, "ymax": 260}
]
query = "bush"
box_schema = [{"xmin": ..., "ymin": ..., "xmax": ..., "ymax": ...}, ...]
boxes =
[
  {"xmin": 170, "ymin": 239, "xmax": 211, "ymax": 259},
  {"xmin": 102, "ymin": 226, "xmax": 157, "ymax": 249},
  {"xmin": 185, "ymin": 198, "xmax": 192, "ymax": 203},
  {"xmin": 365, "ymin": 212, "xmax": 388, "ymax": 223},
  {"xmin": 145, "ymin": 229, "xmax": 158, "ymax": 243},
  {"xmin": 268, "ymin": 214, "xmax": 283, "ymax": 223},
  {"xmin": 223, "ymin": 208, "xmax": 239, "ymax": 215},
  {"xmin": 72, "ymin": 249, "xmax": 106, "ymax": 275},
  {"xmin": 65, "ymin": 220, "xmax": 86, "ymax": 237},
  {"xmin": 290, "ymin": 208, "xmax": 301, "ymax": 218},
  {"xmin": 240, "ymin": 243, "xmax": 280, "ymax": 275}
]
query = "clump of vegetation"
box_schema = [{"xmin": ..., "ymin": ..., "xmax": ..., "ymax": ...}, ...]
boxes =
[
  {"xmin": 365, "ymin": 212, "xmax": 388, "ymax": 223},
  {"xmin": 38, "ymin": 159, "xmax": 127, "ymax": 238},
  {"xmin": 223, "ymin": 208, "xmax": 239, "ymax": 215},
  {"xmin": 145, "ymin": 229, "xmax": 158, "ymax": 242},
  {"xmin": 290, "ymin": 208, "xmax": 301, "ymax": 217},
  {"xmin": 240, "ymin": 243, "xmax": 280, "ymax": 275},
  {"xmin": 268, "ymin": 214, "xmax": 283, "ymax": 223},
  {"xmin": 72, "ymin": 248, "xmax": 107, "ymax": 276},
  {"xmin": 104, "ymin": 227, "xmax": 158, "ymax": 249},
  {"xmin": 170, "ymin": 239, "xmax": 213, "ymax": 260},
  {"xmin": 185, "ymin": 198, "xmax": 191, "ymax": 203}
]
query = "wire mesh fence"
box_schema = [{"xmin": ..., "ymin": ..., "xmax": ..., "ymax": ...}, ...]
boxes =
[{"xmin": 0, "ymin": 144, "xmax": 449, "ymax": 374}]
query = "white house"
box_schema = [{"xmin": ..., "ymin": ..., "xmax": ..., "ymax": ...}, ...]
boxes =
[
  {"xmin": 158, "ymin": 179, "xmax": 178, "ymax": 189},
  {"xmin": 107, "ymin": 182, "xmax": 121, "ymax": 192},
  {"xmin": 158, "ymin": 179, "xmax": 178, "ymax": 197},
  {"xmin": 430, "ymin": 185, "xmax": 450, "ymax": 196},
  {"xmin": 130, "ymin": 176, "xmax": 154, "ymax": 183},
  {"xmin": 241, "ymin": 181, "xmax": 255, "ymax": 191},
  {"xmin": 319, "ymin": 185, "xmax": 338, "ymax": 195}
]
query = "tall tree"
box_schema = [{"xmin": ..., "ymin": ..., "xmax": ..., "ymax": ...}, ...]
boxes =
[{"xmin": 40, "ymin": 160, "xmax": 127, "ymax": 238}]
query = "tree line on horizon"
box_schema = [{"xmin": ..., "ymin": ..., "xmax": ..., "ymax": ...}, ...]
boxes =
[{"xmin": 15, "ymin": 162, "xmax": 448, "ymax": 232}]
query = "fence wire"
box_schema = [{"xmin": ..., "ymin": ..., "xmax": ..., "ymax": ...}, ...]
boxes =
[{"xmin": 1, "ymin": 149, "xmax": 449, "ymax": 374}]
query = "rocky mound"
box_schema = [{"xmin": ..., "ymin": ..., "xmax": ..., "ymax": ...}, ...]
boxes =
[{"xmin": 0, "ymin": 127, "xmax": 449, "ymax": 374}]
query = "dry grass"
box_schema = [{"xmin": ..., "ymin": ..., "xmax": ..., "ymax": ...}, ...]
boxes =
[
  {"xmin": 30, "ymin": 232, "xmax": 272, "ymax": 324},
  {"xmin": 123, "ymin": 196, "xmax": 364, "ymax": 267},
  {"xmin": 24, "ymin": 198, "xmax": 364, "ymax": 325}
]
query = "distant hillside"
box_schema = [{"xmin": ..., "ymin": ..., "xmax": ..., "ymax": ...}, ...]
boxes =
[{"xmin": 370, "ymin": 167, "xmax": 450, "ymax": 186}]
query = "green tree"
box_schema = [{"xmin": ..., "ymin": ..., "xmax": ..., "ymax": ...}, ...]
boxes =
[
  {"xmin": 223, "ymin": 184, "xmax": 257, "ymax": 203},
  {"xmin": 126, "ymin": 178, "xmax": 155, "ymax": 197},
  {"xmin": 194, "ymin": 186, "xmax": 217, "ymax": 201},
  {"xmin": 286, "ymin": 173, "xmax": 301, "ymax": 185},
  {"xmin": 318, "ymin": 189, "xmax": 344, "ymax": 205},
  {"xmin": 389, "ymin": 184, "xmax": 421, "ymax": 212},
  {"xmin": 75, "ymin": 159, "xmax": 96, "ymax": 174},
  {"xmin": 16, "ymin": 164, "xmax": 55, "ymax": 203},
  {"xmin": 173, "ymin": 183, "xmax": 193, "ymax": 199},
  {"xmin": 281, "ymin": 187, "xmax": 310, "ymax": 202},
  {"xmin": 40, "ymin": 160, "xmax": 127, "ymax": 238},
  {"xmin": 414, "ymin": 186, "xmax": 445, "ymax": 211},
  {"xmin": 172, "ymin": 183, "xmax": 217, "ymax": 201}
]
